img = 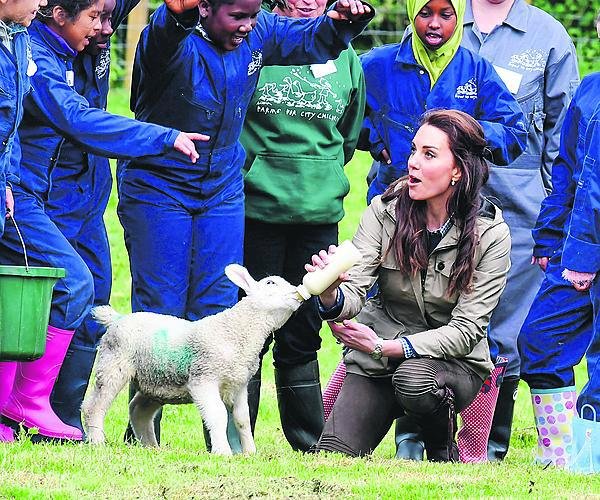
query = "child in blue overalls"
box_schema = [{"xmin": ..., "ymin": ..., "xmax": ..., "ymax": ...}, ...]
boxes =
[
  {"xmin": 0, "ymin": 0, "xmax": 206, "ymax": 443},
  {"xmin": 361, "ymin": 0, "xmax": 526, "ymax": 204},
  {"xmin": 0, "ymin": 0, "xmax": 47, "ymax": 443},
  {"xmin": 117, "ymin": 0, "xmax": 373, "ymax": 448},
  {"xmin": 518, "ymin": 73, "xmax": 600, "ymax": 469},
  {"xmin": 45, "ymin": 0, "xmax": 141, "ymax": 437},
  {"xmin": 559, "ymin": 96, "xmax": 600, "ymax": 475}
]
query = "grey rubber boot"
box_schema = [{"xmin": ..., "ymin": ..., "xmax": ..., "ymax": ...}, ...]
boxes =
[{"xmin": 394, "ymin": 415, "xmax": 425, "ymax": 460}]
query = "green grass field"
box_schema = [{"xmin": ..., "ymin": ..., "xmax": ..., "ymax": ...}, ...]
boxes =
[{"xmin": 1, "ymin": 88, "xmax": 600, "ymax": 498}]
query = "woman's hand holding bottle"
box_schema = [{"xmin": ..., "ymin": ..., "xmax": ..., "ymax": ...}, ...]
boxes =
[{"xmin": 301, "ymin": 240, "xmax": 360, "ymax": 305}]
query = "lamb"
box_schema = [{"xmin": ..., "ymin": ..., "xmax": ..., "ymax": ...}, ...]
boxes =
[{"xmin": 81, "ymin": 264, "xmax": 302, "ymax": 455}]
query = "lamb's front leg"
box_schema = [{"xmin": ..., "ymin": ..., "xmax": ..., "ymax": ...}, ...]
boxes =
[
  {"xmin": 188, "ymin": 381, "xmax": 231, "ymax": 456},
  {"xmin": 232, "ymin": 385, "xmax": 256, "ymax": 454}
]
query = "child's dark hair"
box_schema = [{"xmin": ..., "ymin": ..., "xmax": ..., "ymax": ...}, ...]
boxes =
[
  {"xmin": 37, "ymin": 0, "xmax": 98, "ymax": 21},
  {"xmin": 205, "ymin": 0, "xmax": 265, "ymax": 9}
]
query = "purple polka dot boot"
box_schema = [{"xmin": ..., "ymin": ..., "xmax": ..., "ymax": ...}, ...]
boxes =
[{"xmin": 531, "ymin": 387, "xmax": 577, "ymax": 468}]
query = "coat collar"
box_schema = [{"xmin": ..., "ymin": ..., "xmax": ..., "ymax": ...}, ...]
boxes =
[
  {"xmin": 30, "ymin": 20, "xmax": 77, "ymax": 59},
  {"xmin": 394, "ymin": 35, "xmax": 421, "ymax": 67},
  {"xmin": 464, "ymin": 0, "xmax": 528, "ymax": 34},
  {"xmin": 382, "ymin": 195, "xmax": 461, "ymax": 250}
]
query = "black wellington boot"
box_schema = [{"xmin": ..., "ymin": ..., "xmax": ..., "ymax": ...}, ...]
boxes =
[
  {"xmin": 394, "ymin": 415, "xmax": 425, "ymax": 460},
  {"xmin": 50, "ymin": 344, "xmax": 97, "ymax": 435},
  {"xmin": 275, "ymin": 359, "xmax": 325, "ymax": 452},
  {"xmin": 487, "ymin": 376, "xmax": 519, "ymax": 462},
  {"xmin": 248, "ymin": 365, "xmax": 262, "ymax": 434},
  {"xmin": 420, "ymin": 388, "xmax": 459, "ymax": 462}
]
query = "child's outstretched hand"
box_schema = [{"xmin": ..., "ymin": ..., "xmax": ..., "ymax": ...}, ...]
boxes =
[
  {"xmin": 174, "ymin": 132, "xmax": 210, "ymax": 163},
  {"xmin": 5, "ymin": 188, "xmax": 14, "ymax": 219},
  {"xmin": 328, "ymin": 0, "xmax": 372, "ymax": 22},
  {"xmin": 164, "ymin": 0, "xmax": 199, "ymax": 14}
]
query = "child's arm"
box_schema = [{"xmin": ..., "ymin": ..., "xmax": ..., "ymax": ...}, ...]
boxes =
[
  {"xmin": 136, "ymin": 2, "xmax": 199, "ymax": 76},
  {"xmin": 27, "ymin": 45, "xmax": 207, "ymax": 162},
  {"xmin": 6, "ymin": 134, "xmax": 20, "ymax": 188},
  {"xmin": 111, "ymin": 0, "xmax": 143, "ymax": 33},
  {"xmin": 259, "ymin": 2, "xmax": 374, "ymax": 68},
  {"xmin": 326, "ymin": 0, "xmax": 371, "ymax": 21},
  {"xmin": 475, "ymin": 63, "xmax": 527, "ymax": 166}
]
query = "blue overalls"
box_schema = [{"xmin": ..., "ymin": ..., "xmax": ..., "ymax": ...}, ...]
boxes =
[
  {"xmin": 0, "ymin": 23, "xmax": 30, "ymax": 236},
  {"xmin": 43, "ymin": 0, "xmax": 141, "ymax": 432},
  {"xmin": 518, "ymin": 74, "xmax": 600, "ymax": 392},
  {"xmin": 0, "ymin": 20, "xmax": 182, "ymax": 331},
  {"xmin": 556, "ymin": 85, "xmax": 600, "ymax": 472},
  {"xmin": 118, "ymin": 5, "xmax": 372, "ymax": 322},
  {"xmin": 360, "ymin": 35, "xmax": 527, "ymax": 203}
]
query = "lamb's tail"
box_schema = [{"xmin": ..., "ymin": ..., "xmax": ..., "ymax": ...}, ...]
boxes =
[{"xmin": 92, "ymin": 305, "xmax": 123, "ymax": 327}]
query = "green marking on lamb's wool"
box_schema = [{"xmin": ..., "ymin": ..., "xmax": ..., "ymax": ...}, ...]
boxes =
[{"xmin": 152, "ymin": 329, "xmax": 193, "ymax": 376}]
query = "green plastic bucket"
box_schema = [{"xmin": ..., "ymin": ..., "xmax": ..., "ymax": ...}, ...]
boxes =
[{"xmin": 0, "ymin": 265, "xmax": 65, "ymax": 361}]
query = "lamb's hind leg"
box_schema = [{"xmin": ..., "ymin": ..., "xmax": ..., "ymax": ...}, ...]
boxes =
[
  {"xmin": 82, "ymin": 356, "xmax": 131, "ymax": 445},
  {"xmin": 129, "ymin": 393, "xmax": 162, "ymax": 447},
  {"xmin": 188, "ymin": 381, "xmax": 231, "ymax": 455},
  {"xmin": 232, "ymin": 385, "xmax": 256, "ymax": 454}
]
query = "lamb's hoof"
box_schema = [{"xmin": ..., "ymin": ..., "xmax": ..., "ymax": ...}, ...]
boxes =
[
  {"xmin": 211, "ymin": 445, "xmax": 233, "ymax": 456},
  {"xmin": 242, "ymin": 444, "xmax": 257, "ymax": 455},
  {"xmin": 85, "ymin": 429, "xmax": 105, "ymax": 445}
]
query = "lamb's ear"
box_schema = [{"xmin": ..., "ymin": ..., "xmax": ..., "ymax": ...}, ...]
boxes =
[{"xmin": 225, "ymin": 264, "xmax": 256, "ymax": 294}]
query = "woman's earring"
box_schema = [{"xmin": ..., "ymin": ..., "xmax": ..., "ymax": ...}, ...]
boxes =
[{"xmin": 451, "ymin": 179, "xmax": 456, "ymax": 186}]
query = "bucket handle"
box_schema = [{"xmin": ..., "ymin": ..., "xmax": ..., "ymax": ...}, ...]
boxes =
[
  {"xmin": 7, "ymin": 212, "xmax": 30, "ymax": 271},
  {"xmin": 580, "ymin": 404, "xmax": 598, "ymax": 421}
]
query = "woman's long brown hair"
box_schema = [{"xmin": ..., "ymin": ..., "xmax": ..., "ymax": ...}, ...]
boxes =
[{"xmin": 381, "ymin": 109, "xmax": 489, "ymax": 296}]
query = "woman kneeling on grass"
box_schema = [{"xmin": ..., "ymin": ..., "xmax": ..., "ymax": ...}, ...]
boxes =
[{"xmin": 309, "ymin": 109, "xmax": 511, "ymax": 461}]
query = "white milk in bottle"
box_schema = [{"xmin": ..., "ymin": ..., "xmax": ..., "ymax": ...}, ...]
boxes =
[{"xmin": 296, "ymin": 240, "xmax": 361, "ymax": 300}]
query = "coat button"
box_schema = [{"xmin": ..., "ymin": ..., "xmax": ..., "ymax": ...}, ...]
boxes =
[
  {"xmin": 419, "ymin": 70, "xmax": 425, "ymax": 75},
  {"xmin": 437, "ymin": 262, "xmax": 445, "ymax": 271}
]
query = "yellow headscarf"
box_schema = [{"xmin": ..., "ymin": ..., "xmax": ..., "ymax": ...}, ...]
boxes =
[{"xmin": 407, "ymin": 0, "xmax": 466, "ymax": 88}]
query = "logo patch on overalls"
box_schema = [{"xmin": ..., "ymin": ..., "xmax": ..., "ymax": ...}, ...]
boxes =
[
  {"xmin": 455, "ymin": 78, "xmax": 478, "ymax": 99},
  {"xmin": 248, "ymin": 50, "xmax": 262, "ymax": 76},
  {"xmin": 508, "ymin": 49, "xmax": 546, "ymax": 72},
  {"xmin": 95, "ymin": 48, "xmax": 110, "ymax": 80}
]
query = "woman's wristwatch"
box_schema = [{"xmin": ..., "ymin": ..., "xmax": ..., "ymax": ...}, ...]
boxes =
[{"xmin": 370, "ymin": 339, "xmax": 384, "ymax": 360}]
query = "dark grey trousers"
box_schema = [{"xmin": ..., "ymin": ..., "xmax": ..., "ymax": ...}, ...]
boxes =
[{"xmin": 315, "ymin": 358, "xmax": 482, "ymax": 457}]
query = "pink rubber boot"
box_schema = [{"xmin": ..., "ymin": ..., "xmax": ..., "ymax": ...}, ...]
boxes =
[
  {"xmin": 457, "ymin": 361, "xmax": 506, "ymax": 462},
  {"xmin": 1, "ymin": 326, "xmax": 83, "ymax": 440},
  {"xmin": 322, "ymin": 360, "xmax": 346, "ymax": 421},
  {"xmin": 0, "ymin": 362, "xmax": 17, "ymax": 442}
]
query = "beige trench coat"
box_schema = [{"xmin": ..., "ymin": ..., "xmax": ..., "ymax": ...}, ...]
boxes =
[{"xmin": 334, "ymin": 195, "xmax": 511, "ymax": 381}]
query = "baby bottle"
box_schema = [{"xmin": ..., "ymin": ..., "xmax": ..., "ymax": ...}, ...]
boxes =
[{"xmin": 296, "ymin": 240, "xmax": 361, "ymax": 301}]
